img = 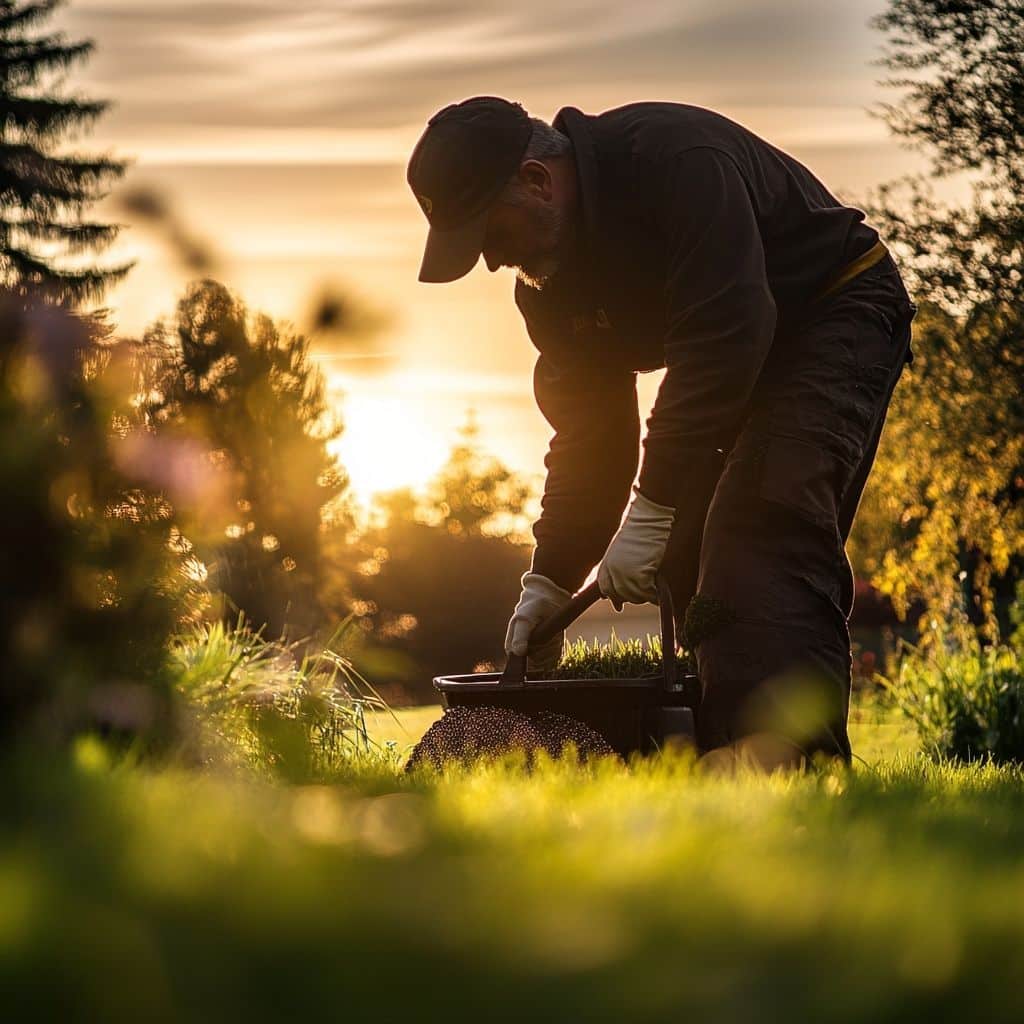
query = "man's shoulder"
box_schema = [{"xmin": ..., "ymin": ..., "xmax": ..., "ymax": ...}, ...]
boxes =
[
  {"xmin": 573, "ymin": 101, "xmax": 751, "ymax": 159},
  {"xmin": 589, "ymin": 100, "xmax": 733, "ymax": 127}
]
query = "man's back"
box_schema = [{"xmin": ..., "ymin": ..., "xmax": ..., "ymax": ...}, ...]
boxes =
[{"xmin": 515, "ymin": 100, "xmax": 879, "ymax": 368}]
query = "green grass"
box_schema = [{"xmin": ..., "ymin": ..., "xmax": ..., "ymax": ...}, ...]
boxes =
[
  {"xmin": 5, "ymin": 626, "xmax": 1020, "ymax": 1022},
  {"xmin": 4, "ymin": 705, "xmax": 1023, "ymax": 1023},
  {"xmin": 551, "ymin": 632, "xmax": 694, "ymax": 679},
  {"xmin": 169, "ymin": 616, "xmax": 399, "ymax": 780}
]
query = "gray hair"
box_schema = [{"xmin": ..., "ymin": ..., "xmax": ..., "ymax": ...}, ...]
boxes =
[{"xmin": 497, "ymin": 118, "xmax": 572, "ymax": 207}]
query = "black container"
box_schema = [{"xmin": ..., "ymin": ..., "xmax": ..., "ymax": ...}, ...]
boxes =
[{"xmin": 433, "ymin": 574, "xmax": 701, "ymax": 758}]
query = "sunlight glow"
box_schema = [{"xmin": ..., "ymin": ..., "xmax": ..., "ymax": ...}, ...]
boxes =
[
  {"xmin": 329, "ymin": 388, "xmax": 452, "ymax": 507},
  {"xmin": 326, "ymin": 369, "xmax": 549, "ymax": 511}
]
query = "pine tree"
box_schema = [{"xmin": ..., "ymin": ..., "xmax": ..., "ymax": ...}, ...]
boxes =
[{"xmin": 0, "ymin": 0, "xmax": 130, "ymax": 305}]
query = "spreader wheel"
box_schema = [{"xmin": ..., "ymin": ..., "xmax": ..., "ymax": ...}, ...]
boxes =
[{"xmin": 404, "ymin": 705, "xmax": 617, "ymax": 773}]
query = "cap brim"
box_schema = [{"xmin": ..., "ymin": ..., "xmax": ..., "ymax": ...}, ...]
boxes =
[{"xmin": 417, "ymin": 206, "xmax": 489, "ymax": 283}]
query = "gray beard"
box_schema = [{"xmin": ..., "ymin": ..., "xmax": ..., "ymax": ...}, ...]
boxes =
[
  {"xmin": 514, "ymin": 260, "xmax": 558, "ymax": 291},
  {"xmin": 513, "ymin": 200, "xmax": 573, "ymax": 291}
]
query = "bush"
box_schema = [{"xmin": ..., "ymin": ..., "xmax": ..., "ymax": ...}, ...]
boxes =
[
  {"xmin": 886, "ymin": 626, "xmax": 1024, "ymax": 763},
  {"xmin": 0, "ymin": 299, "xmax": 189, "ymax": 748}
]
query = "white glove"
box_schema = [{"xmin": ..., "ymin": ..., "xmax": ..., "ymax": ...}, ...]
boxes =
[
  {"xmin": 597, "ymin": 485, "xmax": 676, "ymax": 611},
  {"xmin": 504, "ymin": 571, "xmax": 571, "ymax": 674}
]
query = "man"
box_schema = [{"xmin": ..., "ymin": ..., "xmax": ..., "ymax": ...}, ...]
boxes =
[{"xmin": 406, "ymin": 96, "xmax": 917, "ymax": 766}]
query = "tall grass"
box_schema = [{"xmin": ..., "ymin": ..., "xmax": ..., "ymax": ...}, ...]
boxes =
[{"xmin": 170, "ymin": 614, "xmax": 400, "ymax": 779}]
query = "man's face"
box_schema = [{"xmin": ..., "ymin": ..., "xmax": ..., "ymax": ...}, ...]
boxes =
[{"xmin": 480, "ymin": 184, "xmax": 574, "ymax": 290}]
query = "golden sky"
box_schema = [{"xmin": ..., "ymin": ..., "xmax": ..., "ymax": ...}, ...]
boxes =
[{"xmin": 57, "ymin": 0, "xmax": 946, "ymax": 505}]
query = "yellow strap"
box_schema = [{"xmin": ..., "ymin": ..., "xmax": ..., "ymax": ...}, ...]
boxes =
[{"xmin": 813, "ymin": 239, "xmax": 889, "ymax": 303}]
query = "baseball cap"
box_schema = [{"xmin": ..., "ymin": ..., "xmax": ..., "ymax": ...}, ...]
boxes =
[{"xmin": 407, "ymin": 96, "xmax": 532, "ymax": 283}]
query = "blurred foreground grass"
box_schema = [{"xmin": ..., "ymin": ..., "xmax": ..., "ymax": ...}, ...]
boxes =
[{"xmin": 4, "ymin": 704, "xmax": 1024, "ymax": 1024}]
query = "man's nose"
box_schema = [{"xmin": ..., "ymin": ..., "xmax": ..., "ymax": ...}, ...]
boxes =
[{"xmin": 482, "ymin": 248, "xmax": 502, "ymax": 272}]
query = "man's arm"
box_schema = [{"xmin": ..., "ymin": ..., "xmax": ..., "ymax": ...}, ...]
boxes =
[
  {"xmin": 636, "ymin": 146, "xmax": 777, "ymax": 509},
  {"xmin": 530, "ymin": 352, "xmax": 640, "ymax": 594}
]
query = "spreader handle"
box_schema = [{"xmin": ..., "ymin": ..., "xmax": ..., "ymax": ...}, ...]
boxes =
[
  {"xmin": 529, "ymin": 580, "xmax": 604, "ymax": 648},
  {"xmin": 656, "ymin": 573, "xmax": 679, "ymax": 692},
  {"xmin": 498, "ymin": 581, "xmax": 603, "ymax": 686}
]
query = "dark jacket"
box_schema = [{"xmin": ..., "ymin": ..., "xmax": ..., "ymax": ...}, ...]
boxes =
[{"xmin": 517, "ymin": 101, "xmax": 880, "ymax": 593}]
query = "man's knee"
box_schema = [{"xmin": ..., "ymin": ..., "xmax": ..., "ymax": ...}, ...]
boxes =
[{"xmin": 690, "ymin": 599, "xmax": 852, "ymax": 762}]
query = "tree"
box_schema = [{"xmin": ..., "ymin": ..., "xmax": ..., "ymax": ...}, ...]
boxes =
[
  {"xmin": 869, "ymin": 0, "xmax": 1024, "ymax": 311},
  {"xmin": 417, "ymin": 410, "xmax": 534, "ymax": 541},
  {"xmin": 339, "ymin": 415, "xmax": 536, "ymax": 703},
  {"xmin": 873, "ymin": 0, "xmax": 1024, "ymax": 188},
  {"xmin": 0, "ymin": 0, "xmax": 130, "ymax": 304},
  {"xmin": 142, "ymin": 280, "xmax": 348, "ymax": 641},
  {"xmin": 848, "ymin": 0, "xmax": 1024, "ymax": 638}
]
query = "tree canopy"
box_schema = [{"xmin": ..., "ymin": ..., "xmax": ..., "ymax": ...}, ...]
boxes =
[{"xmin": 849, "ymin": 0, "xmax": 1024, "ymax": 638}]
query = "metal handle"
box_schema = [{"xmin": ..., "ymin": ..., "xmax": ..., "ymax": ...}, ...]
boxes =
[
  {"xmin": 656, "ymin": 574, "xmax": 679, "ymax": 692},
  {"xmin": 499, "ymin": 581, "xmax": 603, "ymax": 686},
  {"xmin": 499, "ymin": 574, "xmax": 680, "ymax": 690},
  {"xmin": 530, "ymin": 581, "xmax": 604, "ymax": 648}
]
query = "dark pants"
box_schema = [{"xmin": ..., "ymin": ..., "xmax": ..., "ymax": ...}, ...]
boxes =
[{"xmin": 662, "ymin": 255, "xmax": 917, "ymax": 761}]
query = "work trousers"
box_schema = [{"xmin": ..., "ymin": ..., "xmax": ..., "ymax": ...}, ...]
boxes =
[{"xmin": 661, "ymin": 255, "xmax": 917, "ymax": 761}]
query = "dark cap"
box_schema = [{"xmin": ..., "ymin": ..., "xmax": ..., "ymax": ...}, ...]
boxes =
[{"xmin": 407, "ymin": 96, "xmax": 532, "ymax": 283}]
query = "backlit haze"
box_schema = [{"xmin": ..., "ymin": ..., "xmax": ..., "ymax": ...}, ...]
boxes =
[{"xmin": 60, "ymin": 0, "xmax": 941, "ymax": 511}]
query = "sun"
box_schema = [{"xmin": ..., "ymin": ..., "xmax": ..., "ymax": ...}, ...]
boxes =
[{"xmin": 328, "ymin": 385, "xmax": 451, "ymax": 508}]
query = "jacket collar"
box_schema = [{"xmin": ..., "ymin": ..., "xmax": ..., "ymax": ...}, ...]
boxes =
[
  {"xmin": 549, "ymin": 105, "xmax": 605, "ymax": 286},
  {"xmin": 552, "ymin": 106, "xmax": 601, "ymax": 248}
]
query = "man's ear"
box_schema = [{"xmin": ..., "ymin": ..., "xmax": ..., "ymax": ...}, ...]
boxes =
[{"xmin": 519, "ymin": 159, "xmax": 552, "ymax": 200}]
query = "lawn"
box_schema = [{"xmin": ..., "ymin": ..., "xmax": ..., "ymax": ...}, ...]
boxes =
[
  {"xmin": 4, "ymin": 697, "xmax": 1023, "ymax": 1023},
  {"xmin": 365, "ymin": 697, "xmax": 921, "ymax": 765}
]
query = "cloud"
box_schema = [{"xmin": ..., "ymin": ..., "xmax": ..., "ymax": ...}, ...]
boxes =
[{"xmin": 60, "ymin": 0, "xmax": 888, "ymax": 153}]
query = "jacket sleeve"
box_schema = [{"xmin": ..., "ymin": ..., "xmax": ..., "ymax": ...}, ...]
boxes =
[
  {"xmin": 636, "ymin": 146, "xmax": 777, "ymax": 508},
  {"xmin": 529, "ymin": 352, "xmax": 640, "ymax": 594}
]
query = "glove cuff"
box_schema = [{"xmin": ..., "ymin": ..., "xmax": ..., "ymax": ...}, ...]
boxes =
[
  {"xmin": 629, "ymin": 485, "xmax": 676, "ymax": 519},
  {"xmin": 520, "ymin": 570, "xmax": 573, "ymax": 604}
]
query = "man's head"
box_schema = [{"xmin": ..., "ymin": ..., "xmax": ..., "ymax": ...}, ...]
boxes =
[{"xmin": 407, "ymin": 97, "xmax": 578, "ymax": 290}]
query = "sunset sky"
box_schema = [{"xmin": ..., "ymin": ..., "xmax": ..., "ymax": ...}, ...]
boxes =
[{"xmin": 57, "ymin": 0, "xmax": 944, "ymax": 506}]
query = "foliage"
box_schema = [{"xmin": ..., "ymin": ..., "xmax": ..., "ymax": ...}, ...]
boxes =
[
  {"xmin": 418, "ymin": 411, "xmax": 535, "ymax": 541},
  {"xmin": 553, "ymin": 632, "xmax": 694, "ymax": 679},
  {"xmin": 848, "ymin": 301, "xmax": 1024, "ymax": 630},
  {"xmin": 139, "ymin": 279, "xmax": 349, "ymax": 640},
  {"xmin": 885, "ymin": 616, "xmax": 1024, "ymax": 763},
  {"xmin": 0, "ymin": 0, "xmax": 131, "ymax": 303},
  {"xmin": 872, "ymin": 0, "xmax": 1024, "ymax": 187},
  {"xmin": 7, "ymin": 742, "xmax": 1024, "ymax": 1022},
  {"xmin": 0, "ymin": 296, "xmax": 188, "ymax": 746},
  {"xmin": 339, "ymin": 416, "xmax": 536, "ymax": 701},
  {"xmin": 849, "ymin": 1, "xmax": 1024, "ymax": 635},
  {"xmin": 170, "ymin": 615, "xmax": 399, "ymax": 781}
]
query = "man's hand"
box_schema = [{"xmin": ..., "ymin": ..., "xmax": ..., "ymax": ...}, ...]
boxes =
[
  {"xmin": 504, "ymin": 571, "xmax": 571, "ymax": 675},
  {"xmin": 597, "ymin": 486, "xmax": 676, "ymax": 610}
]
